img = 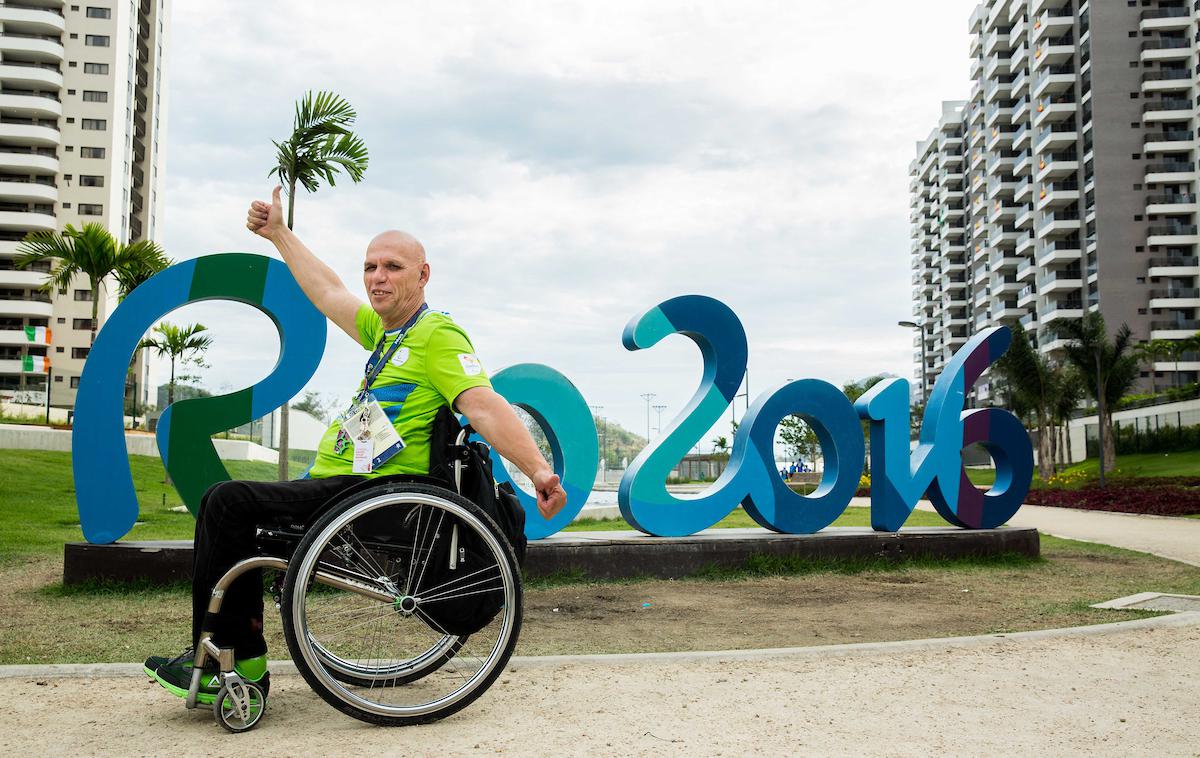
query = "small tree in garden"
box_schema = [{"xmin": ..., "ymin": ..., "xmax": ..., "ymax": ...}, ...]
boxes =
[
  {"xmin": 1056, "ymin": 313, "xmax": 1140, "ymax": 474},
  {"xmin": 268, "ymin": 90, "xmax": 369, "ymax": 480},
  {"xmin": 138, "ymin": 322, "xmax": 212, "ymax": 408}
]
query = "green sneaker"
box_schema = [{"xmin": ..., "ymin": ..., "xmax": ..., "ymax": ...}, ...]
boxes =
[{"xmin": 144, "ymin": 648, "xmax": 269, "ymax": 705}]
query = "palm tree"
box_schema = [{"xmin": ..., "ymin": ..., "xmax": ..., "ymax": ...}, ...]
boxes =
[
  {"xmin": 137, "ymin": 322, "xmax": 213, "ymax": 408},
  {"xmin": 1133, "ymin": 339, "xmax": 1172, "ymax": 395},
  {"xmin": 15, "ymin": 222, "xmax": 170, "ymax": 346},
  {"xmin": 1055, "ymin": 313, "xmax": 1140, "ymax": 475},
  {"xmin": 993, "ymin": 324, "xmax": 1059, "ymax": 480},
  {"xmin": 268, "ymin": 90, "xmax": 369, "ymax": 480},
  {"xmin": 1051, "ymin": 365, "xmax": 1085, "ymax": 470}
]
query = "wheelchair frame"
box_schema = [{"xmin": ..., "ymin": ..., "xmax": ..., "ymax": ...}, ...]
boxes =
[{"xmin": 184, "ymin": 428, "xmax": 522, "ymax": 732}]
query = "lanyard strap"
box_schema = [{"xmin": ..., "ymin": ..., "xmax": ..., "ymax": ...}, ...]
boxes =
[{"xmin": 362, "ymin": 303, "xmax": 428, "ymax": 393}]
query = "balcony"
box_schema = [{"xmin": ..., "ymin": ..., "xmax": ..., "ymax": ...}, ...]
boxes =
[
  {"xmin": 1036, "ymin": 240, "xmax": 1082, "ymax": 267},
  {"xmin": 0, "ymin": 148, "xmax": 58, "ymax": 175},
  {"xmin": 0, "ymin": 90, "xmax": 61, "ymax": 119},
  {"xmin": 1144, "ymin": 129, "xmax": 1196, "ymax": 152},
  {"xmin": 1139, "ymin": 7, "xmax": 1192, "ymax": 32},
  {"xmin": 1147, "ymin": 256, "xmax": 1200, "ymax": 276},
  {"xmin": 1145, "ymin": 156, "xmax": 1196, "ymax": 177},
  {"xmin": 0, "ymin": 328, "xmax": 48, "ymax": 347},
  {"xmin": 0, "ymin": 62, "xmax": 62, "ymax": 91},
  {"xmin": 1147, "ymin": 223, "xmax": 1200, "ymax": 246},
  {"xmin": 1018, "ymin": 283, "xmax": 1037, "ymax": 308},
  {"xmin": 1037, "ymin": 209, "xmax": 1081, "ymax": 237},
  {"xmin": 1032, "ymin": 63, "xmax": 1075, "ymax": 97},
  {"xmin": 1140, "ymin": 36, "xmax": 1192, "ymax": 62},
  {"xmin": 0, "ymin": 209, "xmax": 54, "ymax": 231},
  {"xmin": 1145, "ymin": 192, "xmax": 1197, "ymax": 215},
  {"xmin": 1148, "ymin": 287, "xmax": 1200, "ymax": 308},
  {"xmin": 1040, "ymin": 299, "xmax": 1084, "ymax": 325},
  {"xmin": 1034, "ymin": 122, "xmax": 1077, "ymax": 151},
  {"xmin": 0, "ymin": 32, "xmax": 64, "ymax": 62},
  {"xmin": 0, "ymin": 179, "xmax": 56, "ymax": 204},
  {"xmin": 1032, "ymin": 7, "xmax": 1073, "ymax": 44},
  {"xmin": 1037, "ymin": 178, "xmax": 1080, "ymax": 209},
  {"xmin": 0, "ymin": 292, "xmax": 53, "ymax": 318},
  {"xmin": 1142, "ymin": 97, "xmax": 1193, "ymax": 122},
  {"xmin": 1034, "ymin": 151, "xmax": 1078, "ymax": 181},
  {"xmin": 1141, "ymin": 66, "xmax": 1193, "ymax": 94},
  {"xmin": 1038, "ymin": 268, "xmax": 1083, "ymax": 294},
  {"xmin": 1150, "ymin": 319, "xmax": 1200, "ymax": 339}
]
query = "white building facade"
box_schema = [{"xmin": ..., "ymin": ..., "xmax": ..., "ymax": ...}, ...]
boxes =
[
  {"xmin": 0, "ymin": 0, "xmax": 168, "ymax": 410},
  {"xmin": 911, "ymin": 0, "xmax": 1200, "ymax": 398}
]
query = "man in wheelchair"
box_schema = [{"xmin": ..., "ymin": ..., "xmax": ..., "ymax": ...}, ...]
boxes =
[{"xmin": 143, "ymin": 186, "xmax": 567, "ymax": 715}]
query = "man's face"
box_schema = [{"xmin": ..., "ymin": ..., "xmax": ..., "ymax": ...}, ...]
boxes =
[{"xmin": 362, "ymin": 234, "xmax": 428, "ymax": 327}]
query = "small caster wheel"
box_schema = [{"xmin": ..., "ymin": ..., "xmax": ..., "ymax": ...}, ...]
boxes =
[{"xmin": 213, "ymin": 681, "xmax": 266, "ymax": 733}]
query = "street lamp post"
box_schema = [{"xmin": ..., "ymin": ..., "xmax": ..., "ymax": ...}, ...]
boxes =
[
  {"xmin": 652, "ymin": 403, "xmax": 667, "ymax": 439},
  {"xmin": 590, "ymin": 404, "xmax": 606, "ymax": 479},
  {"xmin": 640, "ymin": 392, "xmax": 655, "ymax": 443},
  {"xmin": 898, "ymin": 320, "xmax": 928, "ymax": 404}
]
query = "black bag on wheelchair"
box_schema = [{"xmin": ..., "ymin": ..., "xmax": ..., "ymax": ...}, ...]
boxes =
[{"xmin": 417, "ymin": 406, "xmax": 527, "ymax": 636}]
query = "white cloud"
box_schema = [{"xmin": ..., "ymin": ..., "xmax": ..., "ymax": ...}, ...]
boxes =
[{"xmin": 155, "ymin": 0, "xmax": 977, "ymax": 444}]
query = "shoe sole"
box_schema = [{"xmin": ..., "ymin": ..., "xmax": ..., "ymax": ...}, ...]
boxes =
[{"xmin": 144, "ymin": 665, "xmax": 268, "ymax": 706}]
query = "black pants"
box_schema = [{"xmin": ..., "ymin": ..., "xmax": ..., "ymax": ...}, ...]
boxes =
[{"xmin": 192, "ymin": 475, "xmax": 362, "ymax": 658}]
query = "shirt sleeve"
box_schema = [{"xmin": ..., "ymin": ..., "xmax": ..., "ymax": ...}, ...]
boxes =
[
  {"xmin": 355, "ymin": 303, "xmax": 383, "ymax": 350},
  {"xmin": 425, "ymin": 322, "xmax": 492, "ymax": 406}
]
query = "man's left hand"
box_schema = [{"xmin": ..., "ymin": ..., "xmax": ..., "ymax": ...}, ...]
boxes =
[{"xmin": 532, "ymin": 470, "xmax": 567, "ymax": 519}]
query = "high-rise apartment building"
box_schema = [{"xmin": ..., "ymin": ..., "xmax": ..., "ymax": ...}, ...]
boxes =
[
  {"xmin": 0, "ymin": 0, "xmax": 168, "ymax": 410},
  {"xmin": 910, "ymin": 0, "xmax": 1199, "ymax": 399}
]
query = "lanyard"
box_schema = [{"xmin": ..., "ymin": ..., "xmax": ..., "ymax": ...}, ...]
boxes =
[{"xmin": 360, "ymin": 303, "xmax": 428, "ymax": 395}]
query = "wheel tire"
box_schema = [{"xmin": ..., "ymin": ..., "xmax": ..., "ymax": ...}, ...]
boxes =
[
  {"xmin": 213, "ymin": 681, "xmax": 266, "ymax": 733},
  {"xmin": 280, "ymin": 482, "xmax": 522, "ymax": 726}
]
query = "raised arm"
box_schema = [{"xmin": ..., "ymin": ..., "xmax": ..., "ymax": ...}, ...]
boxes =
[
  {"xmin": 246, "ymin": 186, "xmax": 363, "ymax": 342},
  {"xmin": 453, "ymin": 386, "xmax": 567, "ymax": 519}
]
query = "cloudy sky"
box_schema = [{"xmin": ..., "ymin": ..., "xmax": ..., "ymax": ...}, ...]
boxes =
[{"xmin": 155, "ymin": 0, "xmax": 977, "ymax": 448}]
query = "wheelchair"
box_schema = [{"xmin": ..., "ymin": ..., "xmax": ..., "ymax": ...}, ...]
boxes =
[{"xmin": 184, "ymin": 428, "xmax": 524, "ymax": 732}]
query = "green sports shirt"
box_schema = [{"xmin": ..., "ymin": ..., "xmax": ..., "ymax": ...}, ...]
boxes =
[{"xmin": 307, "ymin": 304, "xmax": 492, "ymax": 479}]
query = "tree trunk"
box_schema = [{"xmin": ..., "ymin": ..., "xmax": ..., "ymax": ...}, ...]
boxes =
[
  {"xmin": 1037, "ymin": 415, "xmax": 1054, "ymax": 481},
  {"xmin": 89, "ymin": 278, "xmax": 100, "ymax": 347},
  {"xmin": 1102, "ymin": 410, "xmax": 1117, "ymax": 472},
  {"xmin": 278, "ymin": 180, "xmax": 298, "ymax": 482}
]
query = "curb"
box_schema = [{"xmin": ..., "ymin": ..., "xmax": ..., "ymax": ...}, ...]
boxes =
[{"xmin": 4, "ymin": 611, "xmax": 1197, "ymax": 680}]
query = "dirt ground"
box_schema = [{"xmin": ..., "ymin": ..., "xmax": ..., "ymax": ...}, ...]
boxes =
[
  {"xmin": 4, "ymin": 620, "xmax": 1198, "ymax": 755},
  {"xmin": 4, "ymin": 540, "xmax": 1198, "ymax": 663}
]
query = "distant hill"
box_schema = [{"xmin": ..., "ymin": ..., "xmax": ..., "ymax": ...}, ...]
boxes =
[{"xmin": 517, "ymin": 411, "xmax": 646, "ymax": 469}]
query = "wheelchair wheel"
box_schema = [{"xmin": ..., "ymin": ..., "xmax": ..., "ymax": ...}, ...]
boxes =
[{"xmin": 280, "ymin": 482, "xmax": 522, "ymax": 726}]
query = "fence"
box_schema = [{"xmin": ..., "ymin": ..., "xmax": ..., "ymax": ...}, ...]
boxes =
[{"xmin": 1081, "ymin": 406, "xmax": 1200, "ymax": 457}]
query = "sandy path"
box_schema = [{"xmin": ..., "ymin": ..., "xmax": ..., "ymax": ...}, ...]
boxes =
[{"xmin": 5, "ymin": 618, "xmax": 1198, "ymax": 757}]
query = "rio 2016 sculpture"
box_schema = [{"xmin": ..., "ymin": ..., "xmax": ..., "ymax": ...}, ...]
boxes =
[{"xmin": 73, "ymin": 256, "xmax": 1033, "ymax": 544}]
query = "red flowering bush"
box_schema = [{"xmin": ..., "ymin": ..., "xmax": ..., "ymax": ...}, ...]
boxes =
[{"xmin": 1024, "ymin": 477, "xmax": 1200, "ymax": 516}]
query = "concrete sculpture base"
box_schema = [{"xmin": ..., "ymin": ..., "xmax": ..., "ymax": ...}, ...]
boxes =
[{"xmin": 64, "ymin": 526, "xmax": 1039, "ymax": 585}]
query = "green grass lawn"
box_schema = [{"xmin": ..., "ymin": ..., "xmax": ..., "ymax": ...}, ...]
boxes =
[
  {"xmin": 1050, "ymin": 449, "xmax": 1200, "ymax": 482},
  {"xmin": 565, "ymin": 506, "xmax": 952, "ymax": 531},
  {"xmin": 0, "ymin": 449, "xmax": 290, "ymax": 561}
]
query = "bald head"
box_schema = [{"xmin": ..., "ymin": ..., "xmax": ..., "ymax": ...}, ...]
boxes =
[
  {"xmin": 367, "ymin": 229, "xmax": 426, "ymax": 264},
  {"xmin": 363, "ymin": 230, "xmax": 431, "ymax": 329}
]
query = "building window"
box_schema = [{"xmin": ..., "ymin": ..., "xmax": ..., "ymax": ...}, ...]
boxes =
[
  {"xmin": 74, "ymin": 289, "xmax": 93, "ymax": 301},
  {"xmin": 70, "ymin": 376, "xmax": 80, "ymax": 389},
  {"xmin": 81, "ymin": 119, "xmax": 106, "ymax": 130},
  {"xmin": 81, "ymin": 146, "xmax": 105, "ymax": 158},
  {"xmin": 82, "ymin": 90, "xmax": 108, "ymax": 103},
  {"xmin": 84, "ymin": 35, "xmax": 110, "ymax": 47},
  {"xmin": 72, "ymin": 318, "xmax": 95, "ymax": 330},
  {"xmin": 55, "ymin": 375, "xmax": 64, "ymax": 382},
  {"xmin": 83, "ymin": 62, "xmax": 109, "ymax": 74},
  {"xmin": 86, "ymin": 6, "xmax": 111, "ymax": 18},
  {"xmin": 78, "ymin": 203, "xmax": 103, "ymax": 216},
  {"xmin": 56, "ymin": 346, "xmax": 64, "ymax": 353},
  {"xmin": 78, "ymin": 175, "xmax": 104, "ymax": 187},
  {"xmin": 71, "ymin": 347, "xmax": 90, "ymax": 359}
]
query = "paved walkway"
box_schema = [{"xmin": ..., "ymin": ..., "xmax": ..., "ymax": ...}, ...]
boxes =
[
  {"xmin": 4, "ymin": 615, "xmax": 1197, "ymax": 755},
  {"xmin": 1006, "ymin": 504, "xmax": 1200, "ymax": 567}
]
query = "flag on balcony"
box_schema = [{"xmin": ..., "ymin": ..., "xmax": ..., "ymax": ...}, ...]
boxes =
[
  {"xmin": 23, "ymin": 326, "xmax": 51, "ymax": 344},
  {"xmin": 22, "ymin": 355, "xmax": 49, "ymax": 373}
]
